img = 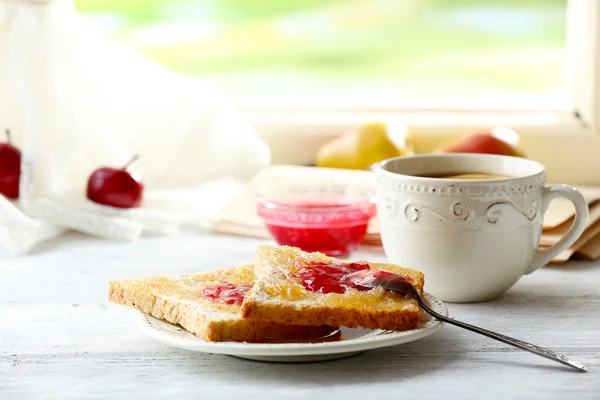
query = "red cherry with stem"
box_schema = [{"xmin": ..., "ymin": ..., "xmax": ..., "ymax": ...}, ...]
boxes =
[
  {"xmin": 0, "ymin": 129, "xmax": 22, "ymax": 199},
  {"xmin": 86, "ymin": 155, "xmax": 143, "ymax": 209}
]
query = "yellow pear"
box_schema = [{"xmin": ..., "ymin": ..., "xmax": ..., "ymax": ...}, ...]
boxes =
[{"xmin": 316, "ymin": 123, "xmax": 407, "ymax": 170}]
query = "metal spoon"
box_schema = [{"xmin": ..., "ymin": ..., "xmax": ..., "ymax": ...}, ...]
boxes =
[{"xmin": 350, "ymin": 271, "xmax": 587, "ymax": 372}]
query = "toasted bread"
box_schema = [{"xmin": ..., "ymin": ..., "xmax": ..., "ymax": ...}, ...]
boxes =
[
  {"xmin": 241, "ymin": 245, "xmax": 424, "ymax": 331},
  {"xmin": 109, "ymin": 265, "xmax": 334, "ymax": 342}
]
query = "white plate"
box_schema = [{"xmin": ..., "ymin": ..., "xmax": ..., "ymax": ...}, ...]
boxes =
[{"xmin": 138, "ymin": 292, "xmax": 447, "ymax": 362}]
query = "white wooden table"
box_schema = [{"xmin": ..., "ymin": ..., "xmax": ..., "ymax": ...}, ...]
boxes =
[{"xmin": 2, "ymin": 231, "xmax": 599, "ymax": 399}]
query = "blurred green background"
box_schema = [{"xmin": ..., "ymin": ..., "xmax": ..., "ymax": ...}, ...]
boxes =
[{"xmin": 74, "ymin": 0, "xmax": 567, "ymax": 107}]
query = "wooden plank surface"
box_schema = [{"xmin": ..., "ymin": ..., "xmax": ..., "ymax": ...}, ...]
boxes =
[{"xmin": 1, "ymin": 232, "xmax": 599, "ymax": 399}]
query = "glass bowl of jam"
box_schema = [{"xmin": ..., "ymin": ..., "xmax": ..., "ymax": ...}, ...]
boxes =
[{"xmin": 257, "ymin": 181, "xmax": 377, "ymax": 256}]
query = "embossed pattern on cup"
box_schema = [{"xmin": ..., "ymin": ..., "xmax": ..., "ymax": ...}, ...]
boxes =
[{"xmin": 373, "ymin": 154, "xmax": 588, "ymax": 303}]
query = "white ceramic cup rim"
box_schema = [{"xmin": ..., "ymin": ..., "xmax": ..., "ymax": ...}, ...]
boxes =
[{"xmin": 372, "ymin": 153, "xmax": 546, "ymax": 184}]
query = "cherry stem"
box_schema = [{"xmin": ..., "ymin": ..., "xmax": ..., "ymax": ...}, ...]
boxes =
[
  {"xmin": 5, "ymin": 129, "xmax": 11, "ymax": 144},
  {"xmin": 122, "ymin": 154, "xmax": 139, "ymax": 170}
]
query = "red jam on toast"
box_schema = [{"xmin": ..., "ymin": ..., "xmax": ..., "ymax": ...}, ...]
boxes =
[
  {"xmin": 293, "ymin": 260, "xmax": 414, "ymax": 295},
  {"xmin": 201, "ymin": 283, "xmax": 253, "ymax": 305}
]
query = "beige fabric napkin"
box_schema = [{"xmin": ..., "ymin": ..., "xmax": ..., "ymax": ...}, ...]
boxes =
[
  {"xmin": 538, "ymin": 188, "xmax": 600, "ymax": 263},
  {"xmin": 543, "ymin": 218, "xmax": 600, "ymax": 262},
  {"xmin": 210, "ymin": 165, "xmax": 600, "ymax": 263},
  {"xmin": 575, "ymin": 231, "xmax": 600, "ymax": 260},
  {"xmin": 541, "ymin": 187, "xmax": 600, "ymax": 231},
  {"xmin": 539, "ymin": 200, "xmax": 600, "ymax": 246}
]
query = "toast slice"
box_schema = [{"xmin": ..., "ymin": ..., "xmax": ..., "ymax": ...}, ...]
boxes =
[
  {"xmin": 109, "ymin": 265, "xmax": 334, "ymax": 342},
  {"xmin": 241, "ymin": 245, "xmax": 425, "ymax": 331}
]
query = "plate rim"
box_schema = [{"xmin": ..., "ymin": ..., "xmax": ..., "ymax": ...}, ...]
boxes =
[{"xmin": 138, "ymin": 292, "xmax": 448, "ymax": 356}]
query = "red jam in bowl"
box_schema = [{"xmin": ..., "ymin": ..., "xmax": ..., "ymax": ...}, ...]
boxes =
[
  {"xmin": 293, "ymin": 260, "xmax": 415, "ymax": 294},
  {"xmin": 200, "ymin": 283, "xmax": 253, "ymax": 305},
  {"xmin": 257, "ymin": 200, "xmax": 376, "ymax": 256}
]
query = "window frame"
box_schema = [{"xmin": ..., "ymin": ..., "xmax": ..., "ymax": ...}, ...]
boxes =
[
  {"xmin": 569, "ymin": 0, "xmax": 600, "ymax": 131},
  {"xmin": 239, "ymin": 0, "xmax": 600, "ymax": 185}
]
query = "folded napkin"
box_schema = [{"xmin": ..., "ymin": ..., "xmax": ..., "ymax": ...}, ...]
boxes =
[
  {"xmin": 0, "ymin": 0, "xmax": 269, "ymax": 255},
  {"xmin": 210, "ymin": 165, "xmax": 600, "ymax": 263},
  {"xmin": 574, "ymin": 231, "xmax": 600, "ymax": 261},
  {"xmin": 538, "ymin": 194, "xmax": 600, "ymax": 262}
]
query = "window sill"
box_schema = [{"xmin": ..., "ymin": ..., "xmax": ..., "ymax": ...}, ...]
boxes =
[{"xmin": 248, "ymin": 109, "xmax": 600, "ymax": 185}]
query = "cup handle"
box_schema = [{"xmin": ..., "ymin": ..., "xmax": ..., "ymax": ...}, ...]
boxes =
[{"xmin": 526, "ymin": 185, "xmax": 589, "ymax": 274}]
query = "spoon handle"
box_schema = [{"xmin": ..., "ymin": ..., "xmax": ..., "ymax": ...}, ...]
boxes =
[{"xmin": 418, "ymin": 299, "xmax": 587, "ymax": 372}]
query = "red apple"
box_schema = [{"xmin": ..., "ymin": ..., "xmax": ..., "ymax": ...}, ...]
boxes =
[
  {"xmin": 86, "ymin": 155, "xmax": 143, "ymax": 209},
  {"xmin": 0, "ymin": 129, "xmax": 21, "ymax": 199},
  {"xmin": 436, "ymin": 128, "xmax": 525, "ymax": 157}
]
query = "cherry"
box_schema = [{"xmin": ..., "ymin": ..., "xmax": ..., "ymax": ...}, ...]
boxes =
[
  {"xmin": 86, "ymin": 155, "xmax": 143, "ymax": 209},
  {"xmin": 0, "ymin": 129, "xmax": 21, "ymax": 199}
]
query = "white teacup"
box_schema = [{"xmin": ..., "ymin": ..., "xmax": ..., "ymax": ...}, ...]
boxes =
[{"xmin": 373, "ymin": 154, "xmax": 589, "ymax": 303}]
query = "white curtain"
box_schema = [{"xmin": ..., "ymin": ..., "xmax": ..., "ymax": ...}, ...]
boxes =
[{"xmin": 0, "ymin": 0, "xmax": 271, "ymax": 254}]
